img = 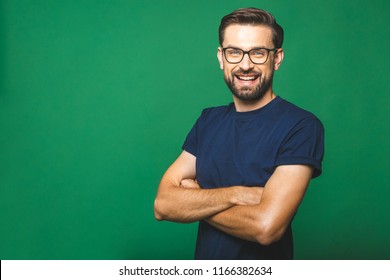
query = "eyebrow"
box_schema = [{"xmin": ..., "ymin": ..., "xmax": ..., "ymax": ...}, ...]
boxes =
[{"xmin": 224, "ymin": 44, "xmax": 273, "ymax": 49}]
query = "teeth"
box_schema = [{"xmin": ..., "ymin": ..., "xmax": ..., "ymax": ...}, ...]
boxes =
[{"xmin": 237, "ymin": 76, "xmax": 256, "ymax": 81}]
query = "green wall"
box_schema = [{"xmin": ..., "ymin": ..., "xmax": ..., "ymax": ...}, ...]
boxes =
[{"xmin": 1, "ymin": 0, "xmax": 389, "ymax": 259}]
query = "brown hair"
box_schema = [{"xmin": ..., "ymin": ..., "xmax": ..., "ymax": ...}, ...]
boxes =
[{"xmin": 219, "ymin": 7, "xmax": 284, "ymax": 48}]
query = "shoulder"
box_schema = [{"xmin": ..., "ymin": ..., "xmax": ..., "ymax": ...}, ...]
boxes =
[
  {"xmin": 276, "ymin": 97, "xmax": 323, "ymax": 128},
  {"xmin": 277, "ymin": 97, "xmax": 317, "ymax": 118},
  {"xmin": 201, "ymin": 103, "xmax": 233, "ymax": 116},
  {"xmin": 197, "ymin": 103, "xmax": 234, "ymax": 123}
]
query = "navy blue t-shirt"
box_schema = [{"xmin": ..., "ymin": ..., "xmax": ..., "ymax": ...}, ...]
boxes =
[{"xmin": 182, "ymin": 96, "xmax": 324, "ymax": 259}]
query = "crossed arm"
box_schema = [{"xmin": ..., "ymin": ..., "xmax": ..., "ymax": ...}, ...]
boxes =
[{"xmin": 154, "ymin": 150, "xmax": 313, "ymax": 245}]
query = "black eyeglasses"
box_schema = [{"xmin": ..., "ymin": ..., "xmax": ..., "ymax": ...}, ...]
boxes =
[{"xmin": 222, "ymin": 47, "xmax": 278, "ymax": 64}]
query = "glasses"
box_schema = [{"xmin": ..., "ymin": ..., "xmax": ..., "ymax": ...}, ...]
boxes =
[{"xmin": 222, "ymin": 47, "xmax": 278, "ymax": 64}]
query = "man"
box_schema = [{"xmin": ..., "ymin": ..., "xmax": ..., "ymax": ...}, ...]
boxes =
[{"xmin": 154, "ymin": 7, "xmax": 324, "ymax": 260}]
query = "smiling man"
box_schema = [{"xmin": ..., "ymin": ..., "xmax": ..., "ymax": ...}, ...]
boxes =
[{"xmin": 154, "ymin": 8, "xmax": 324, "ymax": 260}]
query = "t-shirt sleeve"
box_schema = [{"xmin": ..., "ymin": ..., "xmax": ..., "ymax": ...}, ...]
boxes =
[
  {"xmin": 275, "ymin": 116, "xmax": 325, "ymax": 178},
  {"xmin": 182, "ymin": 122, "xmax": 198, "ymax": 157},
  {"xmin": 182, "ymin": 110, "xmax": 205, "ymax": 157}
]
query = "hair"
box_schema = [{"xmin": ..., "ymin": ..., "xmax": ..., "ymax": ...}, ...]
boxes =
[{"xmin": 218, "ymin": 7, "xmax": 284, "ymax": 48}]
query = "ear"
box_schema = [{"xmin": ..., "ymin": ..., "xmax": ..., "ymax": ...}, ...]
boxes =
[
  {"xmin": 273, "ymin": 48, "xmax": 284, "ymax": 71},
  {"xmin": 217, "ymin": 47, "xmax": 224, "ymax": 70}
]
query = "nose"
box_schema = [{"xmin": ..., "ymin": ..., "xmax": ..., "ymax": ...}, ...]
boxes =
[{"xmin": 239, "ymin": 53, "xmax": 254, "ymax": 71}]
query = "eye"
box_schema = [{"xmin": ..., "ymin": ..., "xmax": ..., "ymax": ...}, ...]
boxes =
[
  {"xmin": 226, "ymin": 48, "xmax": 242, "ymax": 56},
  {"xmin": 251, "ymin": 49, "xmax": 267, "ymax": 57}
]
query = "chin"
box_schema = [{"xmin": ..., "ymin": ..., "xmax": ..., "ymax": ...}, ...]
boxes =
[{"xmin": 234, "ymin": 88, "xmax": 267, "ymax": 102}]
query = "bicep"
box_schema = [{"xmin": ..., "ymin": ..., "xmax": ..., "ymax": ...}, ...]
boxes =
[
  {"xmin": 258, "ymin": 165, "xmax": 313, "ymax": 236},
  {"xmin": 159, "ymin": 150, "xmax": 196, "ymax": 189}
]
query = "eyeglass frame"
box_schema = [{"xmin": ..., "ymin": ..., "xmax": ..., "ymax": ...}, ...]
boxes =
[{"xmin": 221, "ymin": 47, "xmax": 279, "ymax": 65}]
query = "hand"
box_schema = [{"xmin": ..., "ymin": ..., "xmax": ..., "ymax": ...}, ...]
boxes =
[{"xmin": 180, "ymin": 179, "xmax": 201, "ymax": 189}]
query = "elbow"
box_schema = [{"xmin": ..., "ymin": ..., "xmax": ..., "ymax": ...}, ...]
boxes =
[
  {"xmin": 254, "ymin": 221, "xmax": 286, "ymax": 246},
  {"xmin": 153, "ymin": 198, "xmax": 165, "ymax": 221}
]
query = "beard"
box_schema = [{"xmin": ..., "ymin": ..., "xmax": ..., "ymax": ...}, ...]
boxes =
[{"xmin": 224, "ymin": 70, "xmax": 274, "ymax": 102}]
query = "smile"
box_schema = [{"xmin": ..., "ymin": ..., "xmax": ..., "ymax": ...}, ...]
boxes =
[{"xmin": 235, "ymin": 75, "xmax": 258, "ymax": 81}]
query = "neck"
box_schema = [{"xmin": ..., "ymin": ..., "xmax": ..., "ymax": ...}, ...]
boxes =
[{"xmin": 233, "ymin": 90, "xmax": 276, "ymax": 112}]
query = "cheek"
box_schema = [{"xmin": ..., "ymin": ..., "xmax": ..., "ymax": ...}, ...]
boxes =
[
  {"xmin": 223, "ymin": 67, "xmax": 236, "ymax": 81},
  {"xmin": 258, "ymin": 65, "xmax": 272, "ymax": 77},
  {"xmin": 222, "ymin": 69, "xmax": 230, "ymax": 80}
]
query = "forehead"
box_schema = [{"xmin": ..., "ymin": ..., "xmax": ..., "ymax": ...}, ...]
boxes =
[{"xmin": 223, "ymin": 24, "xmax": 274, "ymax": 49}]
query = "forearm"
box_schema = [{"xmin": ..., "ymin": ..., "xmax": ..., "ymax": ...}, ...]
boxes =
[
  {"xmin": 206, "ymin": 204, "xmax": 262, "ymax": 242},
  {"xmin": 154, "ymin": 151, "xmax": 232, "ymax": 223},
  {"xmin": 155, "ymin": 176, "xmax": 263, "ymax": 223},
  {"xmin": 207, "ymin": 204, "xmax": 298, "ymax": 246},
  {"xmin": 207, "ymin": 201, "xmax": 295, "ymax": 246},
  {"xmin": 154, "ymin": 151, "xmax": 262, "ymax": 224},
  {"xmin": 154, "ymin": 180, "xmax": 240, "ymax": 223},
  {"xmin": 207, "ymin": 165, "xmax": 313, "ymax": 245}
]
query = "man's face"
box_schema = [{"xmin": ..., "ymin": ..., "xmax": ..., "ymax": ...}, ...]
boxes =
[{"xmin": 217, "ymin": 24, "xmax": 283, "ymax": 102}]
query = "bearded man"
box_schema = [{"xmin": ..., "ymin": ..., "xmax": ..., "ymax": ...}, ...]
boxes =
[{"xmin": 154, "ymin": 7, "xmax": 324, "ymax": 260}]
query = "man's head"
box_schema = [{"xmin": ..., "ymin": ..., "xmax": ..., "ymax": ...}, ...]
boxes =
[
  {"xmin": 217, "ymin": 8, "xmax": 284, "ymax": 105},
  {"xmin": 219, "ymin": 7, "xmax": 284, "ymax": 50}
]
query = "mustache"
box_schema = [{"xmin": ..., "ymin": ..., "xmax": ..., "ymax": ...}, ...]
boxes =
[{"xmin": 232, "ymin": 70, "xmax": 261, "ymax": 76}]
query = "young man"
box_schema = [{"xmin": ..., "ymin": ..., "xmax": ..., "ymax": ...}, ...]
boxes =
[{"xmin": 154, "ymin": 7, "xmax": 324, "ymax": 259}]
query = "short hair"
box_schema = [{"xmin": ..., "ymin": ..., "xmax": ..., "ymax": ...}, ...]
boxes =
[{"xmin": 218, "ymin": 7, "xmax": 284, "ymax": 48}]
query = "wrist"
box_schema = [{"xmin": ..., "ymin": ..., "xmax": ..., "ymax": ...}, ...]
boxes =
[{"xmin": 229, "ymin": 186, "xmax": 244, "ymax": 206}]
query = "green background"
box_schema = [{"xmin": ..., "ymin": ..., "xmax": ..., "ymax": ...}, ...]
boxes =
[{"xmin": 1, "ymin": 0, "xmax": 389, "ymax": 260}]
